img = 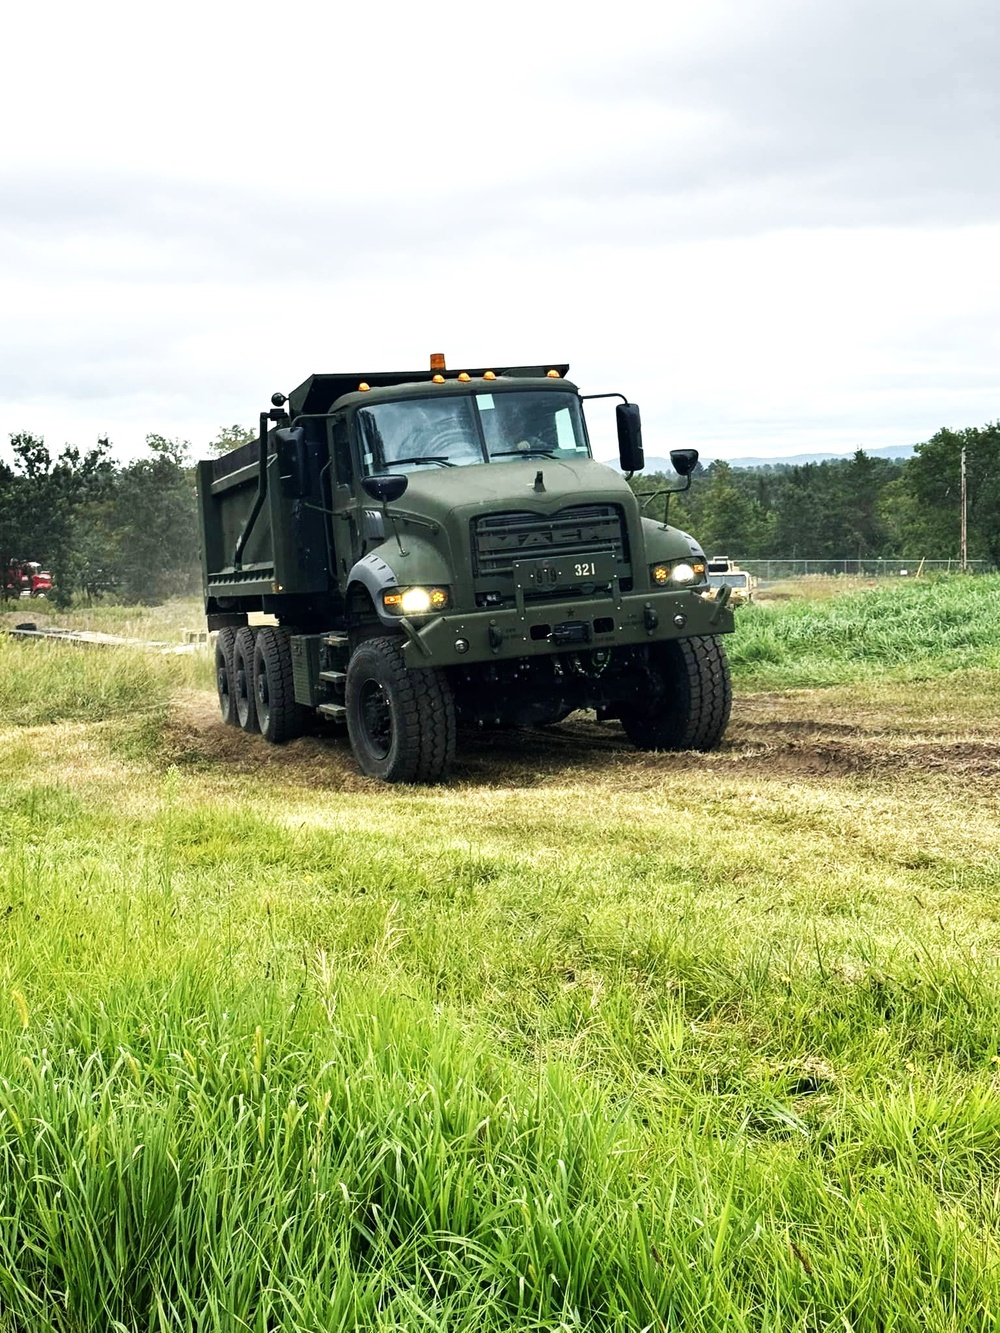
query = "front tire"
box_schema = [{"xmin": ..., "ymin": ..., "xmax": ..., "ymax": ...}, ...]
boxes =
[
  {"xmin": 345, "ymin": 636, "xmax": 456, "ymax": 783},
  {"xmin": 215, "ymin": 628, "xmax": 238, "ymax": 726},
  {"xmin": 233, "ymin": 627, "xmax": 260, "ymax": 734},
  {"xmin": 253, "ymin": 628, "xmax": 307, "ymax": 744},
  {"xmin": 621, "ymin": 636, "xmax": 731, "ymax": 751}
]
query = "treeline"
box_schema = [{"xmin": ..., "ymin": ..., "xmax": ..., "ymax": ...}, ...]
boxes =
[
  {"xmin": 0, "ymin": 426, "xmax": 260, "ymax": 605},
  {"xmin": 2, "ymin": 420, "xmax": 997, "ymax": 606},
  {"xmin": 643, "ymin": 422, "xmax": 1000, "ymax": 566},
  {"xmin": 0, "ymin": 433, "xmax": 202, "ymax": 605}
]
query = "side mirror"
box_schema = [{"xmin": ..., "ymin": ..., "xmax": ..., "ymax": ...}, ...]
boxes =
[
  {"xmin": 362, "ymin": 474, "xmax": 408, "ymax": 504},
  {"xmin": 274, "ymin": 426, "xmax": 309, "ymax": 497},
  {"xmin": 616, "ymin": 403, "xmax": 644, "ymax": 473},
  {"xmin": 669, "ymin": 448, "xmax": 699, "ymax": 478}
]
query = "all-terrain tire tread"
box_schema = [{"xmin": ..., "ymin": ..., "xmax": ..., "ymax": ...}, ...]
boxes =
[
  {"xmin": 622, "ymin": 634, "xmax": 731, "ymax": 752},
  {"xmin": 254, "ymin": 628, "xmax": 307, "ymax": 745},
  {"xmin": 233, "ymin": 626, "xmax": 261, "ymax": 734},
  {"xmin": 679, "ymin": 635, "xmax": 732, "ymax": 750},
  {"xmin": 215, "ymin": 627, "xmax": 239, "ymax": 726},
  {"xmin": 346, "ymin": 636, "xmax": 456, "ymax": 784}
]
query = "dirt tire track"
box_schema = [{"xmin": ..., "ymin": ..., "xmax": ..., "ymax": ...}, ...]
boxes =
[{"xmin": 162, "ymin": 690, "xmax": 1000, "ymax": 790}]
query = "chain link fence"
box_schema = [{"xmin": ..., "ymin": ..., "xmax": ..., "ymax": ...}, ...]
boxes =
[{"xmin": 735, "ymin": 558, "xmax": 993, "ymax": 581}]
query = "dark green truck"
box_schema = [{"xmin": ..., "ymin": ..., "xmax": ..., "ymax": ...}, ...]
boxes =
[{"xmin": 197, "ymin": 359, "xmax": 734, "ymax": 783}]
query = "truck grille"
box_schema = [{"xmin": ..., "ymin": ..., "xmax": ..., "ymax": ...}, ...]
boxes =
[{"xmin": 472, "ymin": 504, "xmax": 629, "ymax": 578}]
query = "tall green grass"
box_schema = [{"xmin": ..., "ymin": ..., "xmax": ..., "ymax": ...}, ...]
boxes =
[
  {"xmin": 0, "ymin": 636, "xmax": 210, "ymax": 726},
  {"xmin": 1, "ymin": 580, "xmax": 999, "ymax": 1328},
  {"xmin": 0, "ymin": 932, "xmax": 994, "ymax": 1331},
  {"xmin": 729, "ymin": 574, "xmax": 1000, "ymax": 686}
]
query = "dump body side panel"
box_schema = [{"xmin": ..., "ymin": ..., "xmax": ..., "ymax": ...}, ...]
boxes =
[{"xmin": 198, "ymin": 428, "xmax": 338, "ymax": 623}]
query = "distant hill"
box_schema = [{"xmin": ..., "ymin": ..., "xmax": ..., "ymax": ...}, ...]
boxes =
[
  {"xmin": 602, "ymin": 443, "xmax": 915, "ymax": 473},
  {"xmin": 713, "ymin": 443, "xmax": 915, "ymax": 469}
]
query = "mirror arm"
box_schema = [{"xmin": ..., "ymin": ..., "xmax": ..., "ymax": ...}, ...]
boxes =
[{"xmin": 385, "ymin": 499, "xmax": 408, "ymax": 557}]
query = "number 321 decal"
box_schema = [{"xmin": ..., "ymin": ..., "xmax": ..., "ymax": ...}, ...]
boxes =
[{"xmin": 574, "ymin": 562, "xmax": 596, "ymax": 577}]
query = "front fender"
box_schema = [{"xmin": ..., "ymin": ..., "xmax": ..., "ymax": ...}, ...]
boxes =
[
  {"xmin": 640, "ymin": 518, "xmax": 707, "ymax": 565},
  {"xmin": 348, "ymin": 536, "xmax": 453, "ymax": 629}
]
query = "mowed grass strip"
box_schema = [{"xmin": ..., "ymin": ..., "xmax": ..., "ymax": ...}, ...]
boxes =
[{"xmin": 1, "ymin": 579, "xmax": 999, "ymax": 1329}]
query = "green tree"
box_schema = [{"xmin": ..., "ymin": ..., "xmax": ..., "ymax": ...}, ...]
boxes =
[
  {"xmin": 109, "ymin": 435, "xmax": 201, "ymax": 602},
  {"xmin": 206, "ymin": 424, "xmax": 256, "ymax": 455},
  {"xmin": 898, "ymin": 423, "xmax": 1000, "ymax": 565},
  {"xmin": 0, "ymin": 434, "xmax": 114, "ymax": 604},
  {"xmin": 697, "ymin": 462, "xmax": 758, "ymax": 556}
]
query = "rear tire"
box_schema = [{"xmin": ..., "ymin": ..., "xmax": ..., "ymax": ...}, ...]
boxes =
[
  {"xmin": 215, "ymin": 628, "xmax": 238, "ymax": 726},
  {"xmin": 621, "ymin": 636, "xmax": 731, "ymax": 751},
  {"xmin": 345, "ymin": 635, "xmax": 456, "ymax": 783},
  {"xmin": 253, "ymin": 628, "xmax": 307, "ymax": 744},
  {"xmin": 233, "ymin": 627, "xmax": 260, "ymax": 734}
]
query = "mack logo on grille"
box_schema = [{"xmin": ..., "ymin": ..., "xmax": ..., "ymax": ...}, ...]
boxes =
[{"xmin": 472, "ymin": 505, "xmax": 629, "ymax": 581}]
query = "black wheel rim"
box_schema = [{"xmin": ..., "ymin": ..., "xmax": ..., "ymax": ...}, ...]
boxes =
[
  {"xmin": 217, "ymin": 665, "xmax": 229, "ymax": 708},
  {"xmin": 256, "ymin": 667, "xmax": 270, "ymax": 730},
  {"xmin": 359, "ymin": 678, "xmax": 393, "ymax": 760},
  {"xmin": 236, "ymin": 665, "xmax": 250, "ymax": 719}
]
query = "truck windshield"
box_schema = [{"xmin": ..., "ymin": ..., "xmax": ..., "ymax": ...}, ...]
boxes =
[{"xmin": 357, "ymin": 391, "xmax": 590, "ymax": 473}]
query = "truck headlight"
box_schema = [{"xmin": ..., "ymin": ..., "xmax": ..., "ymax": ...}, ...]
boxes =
[
  {"xmin": 650, "ymin": 560, "xmax": 706, "ymax": 588},
  {"xmin": 382, "ymin": 586, "xmax": 450, "ymax": 616}
]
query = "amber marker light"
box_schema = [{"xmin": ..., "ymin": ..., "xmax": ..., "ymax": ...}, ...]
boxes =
[
  {"xmin": 430, "ymin": 352, "xmax": 446, "ymax": 371},
  {"xmin": 432, "ymin": 374, "xmax": 446, "ymax": 384},
  {"xmin": 546, "ymin": 369, "xmax": 560, "ymax": 378},
  {"xmin": 483, "ymin": 371, "xmax": 497, "ymax": 380},
  {"xmin": 457, "ymin": 372, "xmax": 471, "ymax": 382},
  {"xmin": 358, "ymin": 382, "xmax": 370, "ymax": 391}
]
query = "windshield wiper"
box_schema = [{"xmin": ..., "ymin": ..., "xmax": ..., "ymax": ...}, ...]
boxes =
[
  {"xmin": 490, "ymin": 449, "xmax": 557, "ymax": 458},
  {"xmin": 385, "ymin": 456, "xmax": 455, "ymax": 468}
]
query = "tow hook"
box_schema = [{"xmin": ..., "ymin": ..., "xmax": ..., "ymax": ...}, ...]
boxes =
[{"xmin": 710, "ymin": 583, "xmax": 732, "ymax": 624}]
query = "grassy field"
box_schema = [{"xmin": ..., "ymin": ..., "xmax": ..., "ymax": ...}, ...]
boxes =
[{"xmin": 1, "ymin": 578, "xmax": 999, "ymax": 1330}]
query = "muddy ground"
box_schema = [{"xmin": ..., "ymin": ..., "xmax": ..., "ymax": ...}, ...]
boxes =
[{"xmin": 162, "ymin": 684, "xmax": 1000, "ymax": 795}]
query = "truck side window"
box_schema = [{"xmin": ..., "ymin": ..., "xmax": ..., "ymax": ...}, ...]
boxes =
[{"xmin": 331, "ymin": 417, "xmax": 353, "ymax": 486}]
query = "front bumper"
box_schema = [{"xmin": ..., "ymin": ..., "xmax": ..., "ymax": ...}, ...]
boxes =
[{"xmin": 399, "ymin": 587, "xmax": 735, "ymax": 668}]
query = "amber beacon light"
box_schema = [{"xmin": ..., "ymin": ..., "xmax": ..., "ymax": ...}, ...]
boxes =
[{"xmin": 429, "ymin": 352, "xmax": 446, "ymax": 371}]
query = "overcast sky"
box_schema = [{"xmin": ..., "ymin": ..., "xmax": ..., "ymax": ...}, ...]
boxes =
[{"xmin": 1, "ymin": 0, "xmax": 996, "ymax": 464}]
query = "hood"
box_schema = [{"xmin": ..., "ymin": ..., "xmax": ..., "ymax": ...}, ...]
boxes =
[{"xmin": 392, "ymin": 456, "xmax": 634, "ymax": 523}]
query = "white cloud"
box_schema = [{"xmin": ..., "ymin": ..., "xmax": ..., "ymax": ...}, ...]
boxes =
[{"xmin": 1, "ymin": 0, "xmax": 997, "ymax": 464}]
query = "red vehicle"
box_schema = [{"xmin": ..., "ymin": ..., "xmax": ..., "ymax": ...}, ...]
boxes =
[{"xmin": 3, "ymin": 559, "xmax": 53, "ymax": 598}]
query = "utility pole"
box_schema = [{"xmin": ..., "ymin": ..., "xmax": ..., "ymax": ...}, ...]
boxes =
[{"xmin": 960, "ymin": 446, "xmax": 968, "ymax": 572}]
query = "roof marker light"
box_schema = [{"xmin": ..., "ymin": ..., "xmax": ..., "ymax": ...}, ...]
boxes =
[
  {"xmin": 458, "ymin": 372, "xmax": 471, "ymax": 382},
  {"xmin": 358, "ymin": 382, "xmax": 370, "ymax": 391},
  {"xmin": 432, "ymin": 374, "xmax": 446, "ymax": 384},
  {"xmin": 430, "ymin": 352, "xmax": 446, "ymax": 371},
  {"xmin": 483, "ymin": 370, "xmax": 497, "ymax": 381},
  {"xmin": 546, "ymin": 369, "xmax": 560, "ymax": 378}
]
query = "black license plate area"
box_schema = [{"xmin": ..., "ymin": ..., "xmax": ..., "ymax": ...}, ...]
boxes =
[{"xmin": 511, "ymin": 555, "xmax": 613, "ymax": 590}]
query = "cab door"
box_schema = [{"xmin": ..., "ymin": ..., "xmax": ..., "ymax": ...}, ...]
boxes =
[{"xmin": 328, "ymin": 412, "xmax": 383, "ymax": 577}]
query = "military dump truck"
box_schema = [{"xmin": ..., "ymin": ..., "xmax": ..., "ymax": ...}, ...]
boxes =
[{"xmin": 197, "ymin": 358, "xmax": 735, "ymax": 783}]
